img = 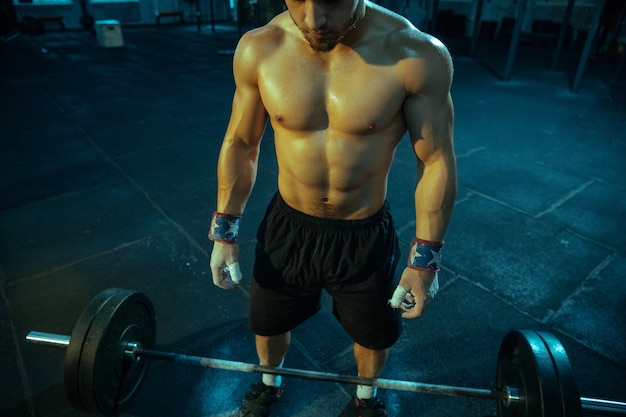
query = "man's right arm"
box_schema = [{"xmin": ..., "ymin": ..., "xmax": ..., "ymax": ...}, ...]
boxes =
[{"xmin": 210, "ymin": 32, "xmax": 269, "ymax": 289}]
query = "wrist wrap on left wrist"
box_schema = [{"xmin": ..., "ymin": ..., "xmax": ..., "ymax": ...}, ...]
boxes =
[
  {"xmin": 408, "ymin": 237, "xmax": 444, "ymax": 272},
  {"xmin": 208, "ymin": 212, "xmax": 241, "ymax": 243}
]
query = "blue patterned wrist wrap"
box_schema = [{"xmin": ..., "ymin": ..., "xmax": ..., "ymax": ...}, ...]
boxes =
[
  {"xmin": 208, "ymin": 212, "xmax": 241, "ymax": 243},
  {"xmin": 408, "ymin": 238, "xmax": 444, "ymax": 272}
]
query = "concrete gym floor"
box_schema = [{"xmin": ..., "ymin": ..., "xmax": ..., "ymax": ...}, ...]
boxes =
[{"xmin": 1, "ymin": 21, "xmax": 625, "ymax": 417}]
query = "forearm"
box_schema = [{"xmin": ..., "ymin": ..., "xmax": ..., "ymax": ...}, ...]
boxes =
[
  {"xmin": 413, "ymin": 157, "xmax": 457, "ymax": 242},
  {"xmin": 393, "ymin": 158, "xmax": 455, "ymax": 314},
  {"xmin": 392, "ymin": 157, "xmax": 454, "ymax": 310},
  {"xmin": 216, "ymin": 138, "xmax": 260, "ymax": 215},
  {"xmin": 210, "ymin": 138, "xmax": 256, "ymax": 288}
]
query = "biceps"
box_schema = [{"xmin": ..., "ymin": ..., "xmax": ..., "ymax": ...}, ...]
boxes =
[
  {"xmin": 406, "ymin": 94, "xmax": 454, "ymax": 163},
  {"xmin": 223, "ymin": 85, "xmax": 268, "ymax": 150}
]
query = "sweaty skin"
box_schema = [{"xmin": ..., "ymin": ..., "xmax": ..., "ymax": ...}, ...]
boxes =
[
  {"xmin": 210, "ymin": 0, "xmax": 456, "ymax": 382},
  {"xmin": 211, "ymin": 1, "xmax": 456, "ymax": 310}
]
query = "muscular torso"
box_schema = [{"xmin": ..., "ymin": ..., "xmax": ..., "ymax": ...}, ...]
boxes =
[{"xmin": 249, "ymin": 8, "xmax": 427, "ymax": 219}]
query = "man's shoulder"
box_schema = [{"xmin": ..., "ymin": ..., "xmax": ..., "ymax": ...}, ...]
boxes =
[
  {"xmin": 365, "ymin": 6, "xmax": 452, "ymax": 93},
  {"xmin": 366, "ymin": 5, "xmax": 449, "ymax": 61},
  {"xmin": 231, "ymin": 15, "xmax": 292, "ymax": 76},
  {"xmin": 236, "ymin": 12, "xmax": 291, "ymax": 54}
]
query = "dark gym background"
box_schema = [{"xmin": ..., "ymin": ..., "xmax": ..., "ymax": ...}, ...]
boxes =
[{"xmin": 1, "ymin": 0, "xmax": 625, "ymax": 415}]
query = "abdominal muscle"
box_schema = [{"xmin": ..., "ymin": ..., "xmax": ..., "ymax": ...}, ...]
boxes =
[{"xmin": 274, "ymin": 126, "xmax": 402, "ymax": 220}]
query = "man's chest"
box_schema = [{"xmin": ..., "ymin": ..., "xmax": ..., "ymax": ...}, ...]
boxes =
[{"xmin": 257, "ymin": 56, "xmax": 407, "ymax": 134}]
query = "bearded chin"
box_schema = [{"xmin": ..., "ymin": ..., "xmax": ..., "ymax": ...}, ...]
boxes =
[
  {"xmin": 305, "ymin": 36, "xmax": 339, "ymax": 52},
  {"xmin": 297, "ymin": 0, "xmax": 363, "ymax": 52}
]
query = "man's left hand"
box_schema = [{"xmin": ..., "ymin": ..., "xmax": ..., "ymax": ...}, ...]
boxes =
[{"xmin": 392, "ymin": 267, "xmax": 439, "ymax": 319}]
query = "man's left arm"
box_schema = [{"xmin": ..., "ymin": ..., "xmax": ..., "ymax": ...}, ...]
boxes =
[{"xmin": 395, "ymin": 37, "xmax": 457, "ymax": 319}]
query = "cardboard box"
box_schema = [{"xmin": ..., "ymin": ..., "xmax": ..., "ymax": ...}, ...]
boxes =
[{"xmin": 95, "ymin": 20, "xmax": 124, "ymax": 48}]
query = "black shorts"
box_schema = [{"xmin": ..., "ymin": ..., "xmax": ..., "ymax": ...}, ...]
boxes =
[{"xmin": 249, "ymin": 193, "xmax": 402, "ymax": 350}]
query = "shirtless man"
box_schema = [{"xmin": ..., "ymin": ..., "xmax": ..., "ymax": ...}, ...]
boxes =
[{"xmin": 209, "ymin": 0, "xmax": 456, "ymax": 415}]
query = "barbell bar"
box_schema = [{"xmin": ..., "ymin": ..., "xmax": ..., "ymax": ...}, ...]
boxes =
[
  {"xmin": 25, "ymin": 288, "xmax": 626, "ymax": 416},
  {"xmin": 26, "ymin": 330, "xmax": 513, "ymax": 402}
]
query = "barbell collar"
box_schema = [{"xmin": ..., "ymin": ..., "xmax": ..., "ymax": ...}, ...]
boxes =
[{"xmin": 501, "ymin": 386, "xmax": 520, "ymax": 408}]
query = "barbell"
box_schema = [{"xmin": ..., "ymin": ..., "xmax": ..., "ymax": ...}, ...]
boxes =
[{"xmin": 25, "ymin": 288, "xmax": 626, "ymax": 416}]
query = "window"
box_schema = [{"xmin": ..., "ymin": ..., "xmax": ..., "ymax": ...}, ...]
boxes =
[{"xmin": 14, "ymin": 0, "xmax": 72, "ymax": 5}]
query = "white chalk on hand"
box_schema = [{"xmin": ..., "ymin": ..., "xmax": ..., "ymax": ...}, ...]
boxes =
[
  {"xmin": 427, "ymin": 272, "xmax": 439, "ymax": 299},
  {"xmin": 388, "ymin": 285, "xmax": 409, "ymax": 308},
  {"xmin": 224, "ymin": 262, "xmax": 242, "ymax": 284}
]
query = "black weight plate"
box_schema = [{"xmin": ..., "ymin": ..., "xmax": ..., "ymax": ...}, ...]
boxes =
[
  {"xmin": 535, "ymin": 331, "xmax": 583, "ymax": 417},
  {"xmin": 64, "ymin": 288, "xmax": 122, "ymax": 411},
  {"xmin": 78, "ymin": 289, "xmax": 156, "ymax": 416},
  {"xmin": 496, "ymin": 330, "xmax": 563, "ymax": 417}
]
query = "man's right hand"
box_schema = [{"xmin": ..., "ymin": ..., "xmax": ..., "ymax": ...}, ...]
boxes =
[{"xmin": 210, "ymin": 242, "xmax": 241, "ymax": 290}]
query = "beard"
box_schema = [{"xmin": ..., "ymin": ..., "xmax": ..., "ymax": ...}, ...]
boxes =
[
  {"xmin": 298, "ymin": 2, "xmax": 364, "ymax": 52},
  {"xmin": 303, "ymin": 33, "xmax": 340, "ymax": 52}
]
